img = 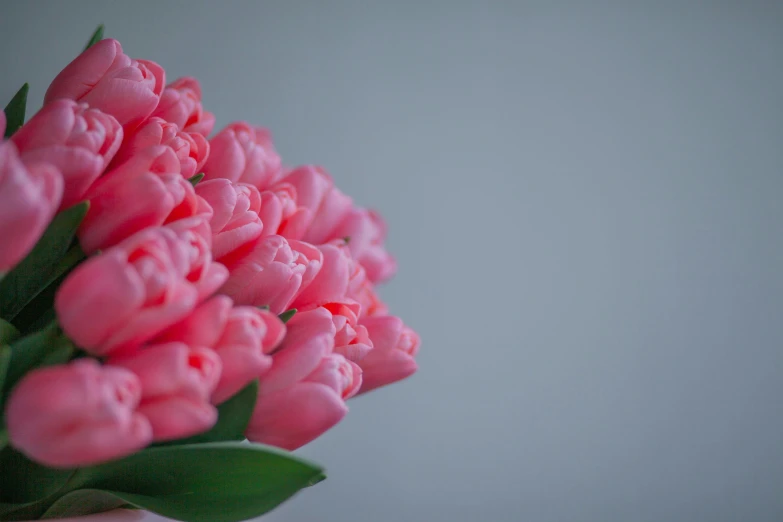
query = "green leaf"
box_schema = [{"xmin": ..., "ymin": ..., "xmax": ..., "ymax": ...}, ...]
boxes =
[
  {"xmin": 188, "ymin": 172, "xmax": 205, "ymax": 186},
  {"xmin": 0, "ymin": 202, "xmax": 88, "ymax": 322},
  {"xmin": 19, "ymin": 306, "xmax": 57, "ymax": 335},
  {"xmin": 307, "ymin": 472, "xmax": 327, "ymax": 487},
  {"xmin": 3, "ymin": 83, "xmax": 28, "ymax": 138},
  {"xmin": 279, "ymin": 308, "xmax": 297, "ymax": 323},
  {"xmin": 161, "ymin": 380, "xmax": 258, "ymax": 446},
  {"xmin": 1, "ymin": 322, "xmax": 75, "ymax": 397},
  {"xmin": 0, "ymin": 447, "xmax": 75, "ymax": 504},
  {"xmin": 0, "ymin": 346, "xmax": 9, "ymax": 391},
  {"xmin": 0, "ymin": 345, "xmax": 12, "ymax": 435},
  {"xmin": 83, "ymin": 24, "xmax": 104, "ymax": 51},
  {"xmin": 40, "ymin": 489, "xmax": 126, "ymax": 519},
  {"xmin": 257, "ymin": 305, "xmax": 270, "ymax": 311},
  {"xmin": 0, "ymin": 319, "xmax": 19, "ymax": 345},
  {"xmin": 0, "ymin": 346, "xmax": 11, "ymax": 392},
  {"xmin": 63, "ymin": 442, "xmax": 325, "ymax": 522},
  {"xmin": 0, "ymin": 499, "xmax": 51, "ymax": 521}
]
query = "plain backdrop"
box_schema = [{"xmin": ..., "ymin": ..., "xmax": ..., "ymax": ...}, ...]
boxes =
[{"xmin": 1, "ymin": 2, "xmax": 783, "ymax": 521}]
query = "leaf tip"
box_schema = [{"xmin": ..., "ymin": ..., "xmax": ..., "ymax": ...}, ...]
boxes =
[
  {"xmin": 279, "ymin": 309, "xmax": 297, "ymax": 323},
  {"xmin": 188, "ymin": 173, "xmax": 205, "ymax": 186},
  {"xmin": 84, "ymin": 24, "xmax": 105, "ymax": 51},
  {"xmin": 3, "ymin": 83, "xmax": 30, "ymax": 138},
  {"xmin": 307, "ymin": 472, "xmax": 327, "ymax": 487}
]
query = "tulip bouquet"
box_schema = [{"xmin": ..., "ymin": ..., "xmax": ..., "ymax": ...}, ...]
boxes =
[{"xmin": 0, "ymin": 26, "xmax": 419, "ymax": 522}]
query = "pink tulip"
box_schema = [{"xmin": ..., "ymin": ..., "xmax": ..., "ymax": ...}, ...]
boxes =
[
  {"xmin": 343, "ymin": 253, "xmax": 388, "ymax": 317},
  {"xmin": 301, "ymin": 189, "xmax": 353, "ymax": 246},
  {"xmin": 325, "ymin": 301, "xmax": 373, "ymax": 362},
  {"xmin": 110, "ymin": 343, "xmax": 220, "ymax": 441},
  {"xmin": 252, "ymin": 308, "xmax": 335, "ymax": 395},
  {"xmin": 211, "ymin": 305, "xmax": 286, "ymax": 403},
  {"xmin": 342, "ymin": 258, "xmax": 388, "ymax": 318},
  {"xmin": 44, "ymin": 39, "xmax": 165, "ymax": 130},
  {"xmin": 273, "ymin": 166, "xmax": 330, "ymax": 240},
  {"xmin": 166, "ymin": 216, "xmax": 229, "ymax": 301},
  {"xmin": 78, "ymin": 146, "xmax": 208, "ymax": 253},
  {"xmin": 292, "ymin": 240, "xmax": 373, "ymax": 311},
  {"xmin": 257, "ymin": 183, "xmax": 298, "ymax": 237},
  {"xmin": 308, "ymin": 353, "xmax": 363, "ymax": 400},
  {"xmin": 290, "ymin": 242, "xmax": 373, "ymax": 360},
  {"xmin": 274, "ymin": 166, "xmax": 352, "ymax": 242},
  {"xmin": 56, "ymin": 227, "xmax": 207, "ymax": 356},
  {"xmin": 330, "ymin": 207, "xmax": 397, "ymax": 283},
  {"xmin": 356, "ymin": 316, "xmax": 420, "ymax": 395},
  {"xmin": 291, "ymin": 242, "xmax": 352, "ymax": 309},
  {"xmin": 154, "ymin": 295, "xmax": 286, "ymax": 404},
  {"xmin": 11, "ymin": 100, "xmax": 122, "ymax": 208},
  {"xmin": 0, "ymin": 141, "xmax": 63, "ymax": 272},
  {"xmin": 291, "ymin": 241, "xmax": 372, "ymax": 361},
  {"xmin": 151, "ymin": 77, "xmax": 215, "ymax": 136},
  {"xmin": 195, "ymin": 179, "xmax": 264, "ymax": 259},
  {"xmin": 351, "ymin": 279, "xmax": 389, "ymax": 319},
  {"xmin": 218, "ymin": 235, "xmax": 322, "ymax": 314},
  {"xmin": 155, "ymin": 294, "xmax": 233, "ymax": 348},
  {"xmin": 201, "ymin": 122, "xmax": 281, "ymax": 190},
  {"xmin": 112, "ymin": 117, "xmax": 209, "ymax": 178},
  {"xmin": 246, "ymin": 307, "xmax": 361, "ymax": 450},
  {"xmin": 5, "ymin": 359, "xmax": 152, "ymax": 467}
]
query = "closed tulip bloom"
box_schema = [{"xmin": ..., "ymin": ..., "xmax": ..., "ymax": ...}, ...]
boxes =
[
  {"xmin": 330, "ymin": 207, "xmax": 397, "ymax": 283},
  {"xmin": 55, "ymin": 227, "xmax": 204, "ymax": 356},
  {"xmin": 219, "ymin": 235, "xmax": 322, "ymax": 314},
  {"xmin": 166, "ymin": 216, "xmax": 229, "ymax": 301},
  {"xmin": 255, "ymin": 308, "xmax": 335, "ymax": 395},
  {"xmin": 154, "ymin": 295, "xmax": 285, "ymax": 404},
  {"xmin": 155, "ymin": 294, "xmax": 233, "ymax": 348},
  {"xmin": 164, "ymin": 179, "xmax": 213, "ymax": 225},
  {"xmin": 201, "ymin": 122, "xmax": 281, "ymax": 190},
  {"xmin": 5, "ymin": 359, "xmax": 152, "ymax": 467},
  {"xmin": 246, "ymin": 307, "xmax": 360, "ymax": 450},
  {"xmin": 291, "ymin": 242, "xmax": 373, "ymax": 361},
  {"xmin": 308, "ymin": 353, "xmax": 363, "ymax": 400},
  {"xmin": 44, "ymin": 39, "xmax": 165, "ymax": 130},
  {"xmin": 253, "ymin": 183, "xmax": 298, "ymax": 237},
  {"xmin": 0, "ymin": 141, "xmax": 63, "ymax": 271},
  {"xmin": 151, "ymin": 76, "xmax": 215, "ymax": 136},
  {"xmin": 356, "ymin": 316, "xmax": 420, "ymax": 395},
  {"xmin": 112, "ymin": 117, "xmax": 209, "ymax": 178},
  {"xmin": 11, "ymin": 99, "xmax": 122, "ymax": 207},
  {"xmin": 78, "ymin": 146, "xmax": 209, "ymax": 254},
  {"xmin": 341, "ymin": 246, "xmax": 387, "ymax": 318},
  {"xmin": 211, "ymin": 306, "xmax": 286, "ymax": 404},
  {"xmin": 77, "ymin": 145, "xmax": 178, "ymax": 253},
  {"xmin": 291, "ymin": 242, "xmax": 352, "ymax": 309},
  {"xmin": 110, "ymin": 343, "xmax": 221, "ymax": 441},
  {"xmin": 195, "ymin": 179, "xmax": 264, "ymax": 259},
  {"xmin": 352, "ymin": 279, "xmax": 389, "ymax": 319},
  {"xmin": 325, "ymin": 301, "xmax": 373, "ymax": 362},
  {"xmin": 274, "ymin": 166, "xmax": 352, "ymax": 243}
]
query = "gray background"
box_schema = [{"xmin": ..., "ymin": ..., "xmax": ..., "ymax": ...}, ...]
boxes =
[{"xmin": 2, "ymin": 2, "xmax": 783, "ymax": 521}]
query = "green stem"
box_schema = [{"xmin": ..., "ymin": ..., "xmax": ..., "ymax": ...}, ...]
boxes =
[{"xmin": 12, "ymin": 245, "xmax": 85, "ymax": 333}]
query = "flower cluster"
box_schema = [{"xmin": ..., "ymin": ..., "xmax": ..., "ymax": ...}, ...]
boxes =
[{"xmin": 1, "ymin": 38, "xmax": 419, "ymax": 468}]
